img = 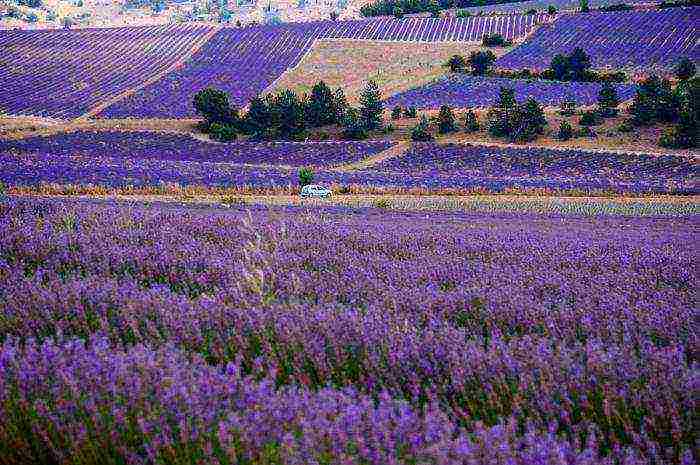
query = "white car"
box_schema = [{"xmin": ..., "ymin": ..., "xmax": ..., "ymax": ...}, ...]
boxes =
[{"xmin": 300, "ymin": 184, "xmax": 332, "ymax": 198}]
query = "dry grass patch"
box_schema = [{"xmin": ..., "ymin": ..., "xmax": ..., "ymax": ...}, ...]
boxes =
[{"xmin": 267, "ymin": 40, "xmax": 511, "ymax": 104}]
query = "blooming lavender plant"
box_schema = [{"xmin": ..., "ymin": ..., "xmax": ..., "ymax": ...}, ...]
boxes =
[{"xmin": 0, "ymin": 197, "xmax": 696, "ymax": 463}]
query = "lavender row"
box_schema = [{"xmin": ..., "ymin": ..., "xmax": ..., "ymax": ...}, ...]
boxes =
[
  {"xmin": 495, "ymin": 8, "xmax": 700, "ymax": 72},
  {"xmin": 0, "ymin": 131, "xmax": 392, "ymax": 167},
  {"xmin": 0, "ymin": 24, "xmax": 213, "ymax": 118},
  {"xmin": 1, "ymin": 143, "xmax": 697, "ymax": 194},
  {"xmin": 453, "ymin": 0, "xmax": 656, "ymax": 14},
  {"xmin": 0, "ymin": 198, "xmax": 696, "ymax": 462},
  {"xmin": 384, "ymin": 75, "xmax": 637, "ymax": 109}
]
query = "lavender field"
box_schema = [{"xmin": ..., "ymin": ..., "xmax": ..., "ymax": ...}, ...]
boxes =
[
  {"xmin": 1, "ymin": 134, "xmax": 696, "ymax": 194},
  {"xmin": 495, "ymin": 8, "xmax": 700, "ymax": 72},
  {"xmin": 384, "ymin": 75, "xmax": 636, "ymax": 109},
  {"xmin": 0, "ymin": 197, "xmax": 697, "ymax": 464},
  {"xmin": 0, "ymin": 24, "xmax": 214, "ymax": 118},
  {"xmin": 0, "ymin": 131, "xmax": 392, "ymax": 167},
  {"xmin": 100, "ymin": 15, "xmax": 546, "ymax": 118}
]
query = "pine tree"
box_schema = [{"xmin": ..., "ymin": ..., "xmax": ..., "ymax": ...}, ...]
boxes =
[
  {"xmin": 359, "ymin": 81, "xmax": 384, "ymax": 131},
  {"xmin": 307, "ymin": 81, "xmax": 336, "ymax": 127},
  {"xmin": 437, "ymin": 105, "xmax": 457, "ymax": 134},
  {"xmin": 597, "ymin": 82, "xmax": 620, "ymax": 117}
]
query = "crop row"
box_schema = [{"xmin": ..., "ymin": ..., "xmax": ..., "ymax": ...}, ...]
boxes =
[
  {"xmin": 495, "ymin": 8, "xmax": 700, "ymax": 72},
  {"xmin": 0, "ymin": 24, "xmax": 214, "ymax": 118},
  {"xmin": 0, "ymin": 131, "xmax": 392, "ymax": 167},
  {"xmin": 384, "ymin": 74, "xmax": 637, "ymax": 109},
  {"xmin": 0, "ymin": 197, "xmax": 696, "ymax": 463}
]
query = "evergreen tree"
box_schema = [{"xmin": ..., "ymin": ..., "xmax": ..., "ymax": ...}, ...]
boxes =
[
  {"xmin": 597, "ymin": 82, "xmax": 619, "ymax": 117},
  {"xmin": 550, "ymin": 54, "xmax": 569, "ymax": 80},
  {"xmin": 464, "ymin": 109, "xmax": 480, "ymax": 132},
  {"xmin": 446, "ymin": 55, "xmax": 466, "ymax": 73},
  {"xmin": 272, "ymin": 90, "xmax": 307, "ymax": 140},
  {"xmin": 567, "ymin": 47, "xmax": 591, "ymax": 81},
  {"xmin": 487, "ymin": 87, "xmax": 519, "ymax": 137},
  {"xmin": 359, "ymin": 81, "xmax": 384, "ymax": 131},
  {"xmin": 193, "ymin": 88, "xmax": 238, "ymax": 129},
  {"xmin": 437, "ymin": 105, "xmax": 457, "ymax": 134},
  {"xmin": 306, "ymin": 81, "xmax": 336, "ymax": 127},
  {"xmin": 514, "ymin": 97, "xmax": 547, "ymax": 141},
  {"xmin": 244, "ymin": 96, "xmax": 272, "ymax": 136},
  {"xmin": 331, "ymin": 88, "xmax": 349, "ymax": 124},
  {"xmin": 411, "ymin": 115, "xmax": 433, "ymax": 141},
  {"xmin": 468, "ymin": 50, "xmax": 497, "ymax": 76},
  {"xmin": 341, "ymin": 107, "xmax": 368, "ymax": 140}
]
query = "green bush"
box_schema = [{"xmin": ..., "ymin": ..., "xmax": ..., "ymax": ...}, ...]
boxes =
[
  {"xmin": 391, "ymin": 106, "xmax": 403, "ymax": 119},
  {"xmin": 674, "ymin": 57, "xmax": 696, "ymax": 81},
  {"xmin": 298, "ymin": 168, "xmax": 314, "ymax": 187},
  {"xmin": 579, "ymin": 110, "xmax": 600, "ymax": 126},
  {"xmin": 468, "ymin": 50, "xmax": 497, "ymax": 76},
  {"xmin": 558, "ymin": 121, "xmax": 573, "ymax": 140},
  {"xmin": 411, "ymin": 115, "xmax": 433, "ymax": 141},
  {"xmin": 455, "ymin": 9, "xmax": 470, "ymax": 17},
  {"xmin": 547, "ymin": 5, "xmax": 557, "ymax": 14},
  {"xmin": 393, "ymin": 6, "xmax": 404, "ymax": 18},
  {"xmin": 404, "ymin": 106, "xmax": 418, "ymax": 118},
  {"xmin": 209, "ymin": 123, "xmax": 237, "ymax": 142},
  {"xmin": 617, "ymin": 122, "xmax": 633, "ymax": 133}
]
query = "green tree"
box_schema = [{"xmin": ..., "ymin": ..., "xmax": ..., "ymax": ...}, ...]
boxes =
[
  {"xmin": 547, "ymin": 5, "xmax": 557, "ymax": 14},
  {"xmin": 514, "ymin": 97, "xmax": 547, "ymax": 141},
  {"xmin": 341, "ymin": 107, "xmax": 369, "ymax": 140},
  {"xmin": 193, "ymin": 88, "xmax": 238, "ymax": 128},
  {"xmin": 428, "ymin": 0, "xmax": 440, "ymax": 17},
  {"xmin": 597, "ymin": 82, "xmax": 620, "ymax": 117},
  {"xmin": 272, "ymin": 90, "xmax": 307, "ymax": 140},
  {"xmin": 567, "ymin": 47, "xmax": 591, "ymax": 81},
  {"xmin": 550, "ymin": 54, "xmax": 569, "ymax": 80},
  {"xmin": 446, "ymin": 55, "xmax": 466, "ymax": 72},
  {"xmin": 391, "ymin": 106, "xmax": 403, "ymax": 119},
  {"xmin": 468, "ymin": 50, "xmax": 496, "ymax": 76},
  {"xmin": 487, "ymin": 87, "xmax": 519, "ymax": 137},
  {"xmin": 209, "ymin": 122, "xmax": 237, "ymax": 142},
  {"xmin": 306, "ymin": 81, "xmax": 337, "ymax": 127},
  {"xmin": 579, "ymin": 0, "xmax": 589, "ymax": 11},
  {"xmin": 359, "ymin": 81, "xmax": 384, "ymax": 131},
  {"xmin": 411, "ymin": 115, "xmax": 433, "ymax": 141},
  {"xmin": 464, "ymin": 109, "xmax": 480, "ymax": 132},
  {"xmin": 244, "ymin": 96, "xmax": 272, "ymax": 136},
  {"xmin": 437, "ymin": 105, "xmax": 457, "ymax": 134},
  {"xmin": 674, "ymin": 57, "xmax": 696, "ymax": 81},
  {"xmin": 393, "ymin": 6, "xmax": 404, "ymax": 18}
]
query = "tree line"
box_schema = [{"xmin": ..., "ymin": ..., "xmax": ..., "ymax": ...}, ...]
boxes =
[{"xmin": 193, "ymin": 81, "xmax": 385, "ymax": 142}]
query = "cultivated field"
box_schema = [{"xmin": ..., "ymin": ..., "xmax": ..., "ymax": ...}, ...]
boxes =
[
  {"xmin": 0, "ymin": 197, "xmax": 697, "ymax": 464},
  {"xmin": 495, "ymin": 8, "xmax": 700, "ymax": 72},
  {"xmin": 385, "ymin": 74, "xmax": 637, "ymax": 109},
  {"xmin": 0, "ymin": 24, "xmax": 215, "ymax": 118},
  {"xmin": 0, "ymin": 3, "xmax": 698, "ymax": 464},
  {"xmin": 268, "ymin": 40, "xmax": 509, "ymax": 103}
]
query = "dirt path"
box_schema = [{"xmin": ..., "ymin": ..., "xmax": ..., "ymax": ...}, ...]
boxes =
[
  {"xmin": 335, "ymin": 141, "xmax": 410, "ymax": 171},
  {"xmin": 77, "ymin": 25, "xmax": 222, "ymax": 120}
]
